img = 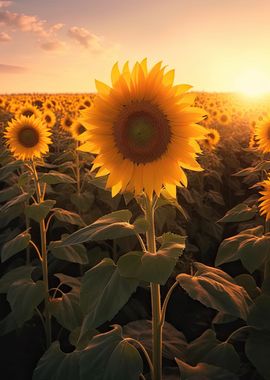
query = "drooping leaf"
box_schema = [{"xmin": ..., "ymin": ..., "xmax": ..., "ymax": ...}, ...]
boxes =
[
  {"xmin": 80, "ymin": 258, "xmax": 138, "ymax": 334},
  {"xmin": 247, "ymin": 294, "xmax": 270, "ymax": 331},
  {"xmin": 53, "ymin": 208, "xmax": 86, "ymax": 227},
  {"xmin": 54, "ymin": 210, "xmax": 135, "ymax": 246},
  {"xmin": 0, "ymin": 265, "xmax": 36, "ymax": 293},
  {"xmin": 25, "ymin": 200, "xmax": 56, "ymax": 223},
  {"xmin": 7, "ymin": 279, "xmax": 44, "ymax": 326},
  {"xmin": 177, "ymin": 262, "xmax": 253, "ymax": 320},
  {"xmin": 40, "ymin": 171, "xmax": 76, "ymax": 184},
  {"xmin": 1, "ymin": 230, "xmax": 31, "ymax": 262},
  {"xmin": 218, "ymin": 203, "xmax": 257, "ymax": 223},
  {"xmin": 50, "ymin": 240, "xmax": 89, "ymax": 265},
  {"xmin": 0, "ymin": 185, "xmax": 19, "ymax": 203}
]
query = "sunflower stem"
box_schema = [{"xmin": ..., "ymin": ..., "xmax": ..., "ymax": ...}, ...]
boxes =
[
  {"xmin": 145, "ymin": 195, "xmax": 162, "ymax": 380},
  {"xmin": 31, "ymin": 161, "xmax": 52, "ymax": 348}
]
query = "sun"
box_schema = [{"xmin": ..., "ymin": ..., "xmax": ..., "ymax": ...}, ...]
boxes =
[{"xmin": 234, "ymin": 69, "xmax": 270, "ymax": 97}]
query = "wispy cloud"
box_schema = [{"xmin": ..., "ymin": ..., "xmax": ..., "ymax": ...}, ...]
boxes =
[
  {"xmin": 40, "ymin": 39, "xmax": 65, "ymax": 51},
  {"xmin": 0, "ymin": 63, "xmax": 27, "ymax": 73},
  {"xmin": 68, "ymin": 26, "xmax": 103, "ymax": 50},
  {"xmin": 0, "ymin": 1, "xmax": 12, "ymax": 8},
  {"xmin": 0, "ymin": 30, "xmax": 11, "ymax": 41},
  {"xmin": 0, "ymin": 10, "xmax": 48, "ymax": 36}
]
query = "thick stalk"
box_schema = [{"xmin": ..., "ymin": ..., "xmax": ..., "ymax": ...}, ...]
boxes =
[
  {"xmin": 145, "ymin": 196, "xmax": 162, "ymax": 380},
  {"xmin": 32, "ymin": 162, "xmax": 51, "ymax": 348}
]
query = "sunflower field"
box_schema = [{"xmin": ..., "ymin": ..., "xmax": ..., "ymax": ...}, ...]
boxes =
[{"xmin": 0, "ymin": 61, "xmax": 270, "ymax": 380}]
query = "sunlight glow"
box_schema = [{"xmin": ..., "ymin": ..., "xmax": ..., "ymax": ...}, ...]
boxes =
[{"xmin": 234, "ymin": 69, "xmax": 270, "ymax": 97}]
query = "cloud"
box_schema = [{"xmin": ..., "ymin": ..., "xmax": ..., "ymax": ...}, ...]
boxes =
[
  {"xmin": 40, "ymin": 39, "xmax": 65, "ymax": 51},
  {"xmin": 68, "ymin": 26, "xmax": 102, "ymax": 50},
  {"xmin": 0, "ymin": 1, "xmax": 12, "ymax": 8},
  {"xmin": 50, "ymin": 23, "xmax": 64, "ymax": 33},
  {"xmin": 0, "ymin": 10, "xmax": 48, "ymax": 36},
  {"xmin": 0, "ymin": 30, "xmax": 11, "ymax": 41},
  {"xmin": 0, "ymin": 63, "xmax": 27, "ymax": 73}
]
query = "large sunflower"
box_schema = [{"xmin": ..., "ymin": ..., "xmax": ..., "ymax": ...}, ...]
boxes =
[
  {"xmin": 254, "ymin": 116, "xmax": 270, "ymax": 153},
  {"xmin": 79, "ymin": 59, "xmax": 207, "ymax": 198},
  {"xmin": 4, "ymin": 115, "xmax": 52, "ymax": 160},
  {"xmin": 258, "ymin": 177, "xmax": 270, "ymax": 221}
]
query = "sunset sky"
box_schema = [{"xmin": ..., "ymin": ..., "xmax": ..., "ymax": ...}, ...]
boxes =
[{"xmin": 1, "ymin": 0, "xmax": 270, "ymax": 93}]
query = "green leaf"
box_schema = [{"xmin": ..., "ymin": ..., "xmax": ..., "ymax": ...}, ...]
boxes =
[
  {"xmin": 246, "ymin": 330, "xmax": 270, "ymax": 380},
  {"xmin": 33, "ymin": 341, "xmax": 80, "ymax": 380},
  {"xmin": 25, "ymin": 200, "xmax": 56, "ymax": 223},
  {"xmin": 0, "ymin": 185, "xmax": 19, "ymax": 203},
  {"xmin": 248, "ymin": 294, "xmax": 270, "ymax": 331},
  {"xmin": 53, "ymin": 209, "xmax": 86, "ymax": 227},
  {"xmin": 187, "ymin": 329, "xmax": 220, "ymax": 365},
  {"xmin": 218, "ymin": 203, "xmax": 257, "ymax": 223},
  {"xmin": 133, "ymin": 217, "xmax": 148, "ymax": 234},
  {"xmin": 156, "ymin": 189, "xmax": 189, "ymax": 220},
  {"xmin": 0, "ymin": 160, "xmax": 23, "ymax": 181},
  {"xmin": 0, "ymin": 265, "xmax": 36, "ymax": 293},
  {"xmin": 235, "ymin": 274, "xmax": 261, "ymax": 299},
  {"xmin": 123, "ymin": 319, "xmax": 187, "ymax": 360},
  {"xmin": 117, "ymin": 251, "xmax": 143, "ymax": 279},
  {"xmin": 104, "ymin": 340, "xmax": 143, "ymax": 380},
  {"xmin": 40, "ymin": 171, "xmax": 76, "ymax": 184},
  {"xmin": 70, "ymin": 192, "xmax": 95, "ymax": 213},
  {"xmin": 215, "ymin": 230, "xmax": 260, "ymax": 266},
  {"xmin": 0, "ymin": 311, "xmax": 18, "ymax": 336},
  {"xmin": 80, "ymin": 258, "xmax": 138, "ymax": 334},
  {"xmin": 49, "ymin": 274, "xmax": 83, "ymax": 331},
  {"xmin": 138, "ymin": 236, "xmax": 185, "ymax": 284},
  {"xmin": 7, "ymin": 279, "xmax": 44, "ymax": 326},
  {"xmin": 177, "ymin": 262, "xmax": 253, "ymax": 320},
  {"xmin": 0, "ymin": 192, "xmax": 30, "ymax": 213},
  {"xmin": 1, "ymin": 230, "xmax": 31, "ymax": 262},
  {"xmin": 55, "ymin": 210, "xmax": 134, "ymax": 246},
  {"xmin": 50, "ymin": 243, "xmax": 89, "ymax": 265},
  {"xmin": 176, "ymin": 358, "xmax": 238, "ymax": 380}
]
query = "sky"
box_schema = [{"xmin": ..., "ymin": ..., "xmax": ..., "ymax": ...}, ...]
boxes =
[{"xmin": 1, "ymin": 0, "xmax": 270, "ymax": 93}]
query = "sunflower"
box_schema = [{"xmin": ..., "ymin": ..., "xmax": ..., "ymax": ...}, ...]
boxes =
[
  {"xmin": 204, "ymin": 128, "xmax": 220, "ymax": 148},
  {"xmin": 254, "ymin": 116, "xmax": 270, "ymax": 153},
  {"xmin": 17, "ymin": 103, "xmax": 41, "ymax": 119},
  {"xmin": 43, "ymin": 110, "xmax": 56, "ymax": 128},
  {"xmin": 4, "ymin": 115, "xmax": 52, "ymax": 160},
  {"xmin": 258, "ymin": 177, "xmax": 270, "ymax": 221},
  {"xmin": 60, "ymin": 115, "xmax": 74, "ymax": 132},
  {"xmin": 71, "ymin": 121, "xmax": 87, "ymax": 140},
  {"xmin": 79, "ymin": 59, "xmax": 206, "ymax": 198}
]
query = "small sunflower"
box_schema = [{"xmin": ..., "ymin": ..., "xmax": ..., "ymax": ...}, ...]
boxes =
[
  {"xmin": 71, "ymin": 121, "xmax": 87, "ymax": 140},
  {"xmin": 79, "ymin": 59, "xmax": 206, "ymax": 198},
  {"xmin": 254, "ymin": 116, "xmax": 270, "ymax": 153},
  {"xmin": 60, "ymin": 115, "xmax": 74, "ymax": 132},
  {"xmin": 43, "ymin": 110, "xmax": 56, "ymax": 128},
  {"xmin": 17, "ymin": 103, "xmax": 41, "ymax": 119},
  {"xmin": 4, "ymin": 115, "xmax": 52, "ymax": 160},
  {"xmin": 258, "ymin": 177, "xmax": 270, "ymax": 221},
  {"xmin": 204, "ymin": 128, "xmax": 220, "ymax": 147}
]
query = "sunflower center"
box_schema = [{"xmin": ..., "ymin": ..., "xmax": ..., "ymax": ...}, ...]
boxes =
[
  {"xmin": 23, "ymin": 110, "xmax": 34, "ymax": 117},
  {"xmin": 45, "ymin": 115, "xmax": 51, "ymax": 123},
  {"xmin": 18, "ymin": 127, "xmax": 39, "ymax": 148},
  {"xmin": 65, "ymin": 119, "xmax": 72, "ymax": 127},
  {"xmin": 113, "ymin": 102, "xmax": 171, "ymax": 164}
]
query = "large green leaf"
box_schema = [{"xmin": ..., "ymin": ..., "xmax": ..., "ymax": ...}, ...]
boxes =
[
  {"xmin": 50, "ymin": 238, "xmax": 89, "ymax": 264},
  {"xmin": 0, "ymin": 185, "xmax": 19, "ymax": 203},
  {"xmin": 25, "ymin": 199, "xmax": 56, "ymax": 223},
  {"xmin": 103, "ymin": 340, "xmax": 143, "ymax": 380},
  {"xmin": 118, "ymin": 232, "xmax": 184, "ymax": 285},
  {"xmin": 177, "ymin": 262, "xmax": 253, "ymax": 320},
  {"xmin": 0, "ymin": 160, "xmax": 23, "ymax": 181},
  {"xmin": 80, "ymin": 258, "xmax": 138, "ymax": 334},
  {"xmin": 54, "ymin": 210, "xmax": 135, "ymax": 246},
  {"xmin": 49, "ymin": 274, "xmax": 83, "ymax": 331},
  {"xmin": 248, "ymin": 294, "xmax": 270, "ymax": 331},
  {"xmin": 1, "ymin": 230, "xmax": 31, "ymax": 262},
  {"xmin": 53, "ymin": 208, "xmax": 86, "ymax": 227},
  {"xmin": 176, "ymin": 358, "xmax": 238, "ymax": 380},
  {"xmin": 0, "ymin": 265, "xmax": 36, "ymax": 293},
  {"xmin": 7, "ymin": 278, "xmax": 44, "ymax": 326},
  {"xmin": 123, "ymin": 319, "xmax": 187, "ymax": 360},
  {"xmin": 218, "ymin": 203, "xmax": 257, "ymax": 223},
  {"xmin": 246, "ymin": 330, "xmax": 270, "ymax": 380},
  {"xmin": 40, "ymin": 171, "xmax": 76, "ymax": 184},
  {"xmin": 0, "ymin": 192, "xmax": 30, "ymax": 213}
]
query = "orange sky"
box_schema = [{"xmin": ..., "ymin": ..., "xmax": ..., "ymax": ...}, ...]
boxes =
[{"xmin": 1, "ymin": 0, "xmax": 270, "ymax": 93}]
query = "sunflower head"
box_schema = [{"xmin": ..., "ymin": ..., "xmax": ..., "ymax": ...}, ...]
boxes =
[
  {"xmin": 258, "ymin": 177, "xmax": 270, "ymax": 221},
  {"xmin": 4, "ymin": 115, "xmax": 52, "ymax": 161},
  {"xmin": 254, "ymin": 116, "xmax": 270, "ymax": 153},
  {"xmin": 43, "ymin": 110, "xmax": 56, "ymax": 128},
  {"xmin": 17, "ymin": 103, "xmax": 41, "ymax": 119},
  {"xmin": 80, "ymin": 59, "xmax": 207, "ymax": 198},
  {"xmin": 71, "ymin": 121, "xmax": 87, "ymax": 140},
  {"xmin": 60, "ymin": 115, "xmax": 74, "ymax": 132}
]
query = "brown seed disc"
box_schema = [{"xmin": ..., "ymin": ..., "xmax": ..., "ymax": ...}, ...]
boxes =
[{"xmin": 18, "ymin": 127, "xmax": 39, "ymax": 147}]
